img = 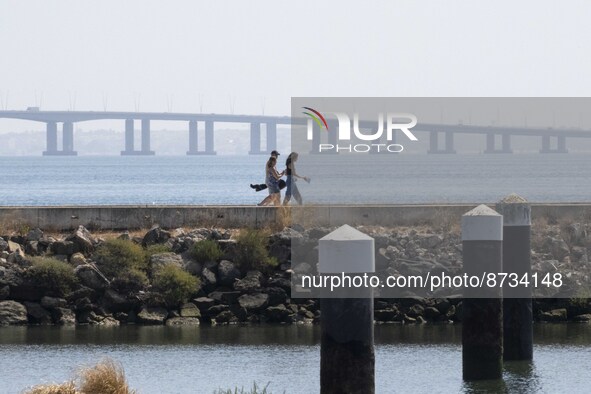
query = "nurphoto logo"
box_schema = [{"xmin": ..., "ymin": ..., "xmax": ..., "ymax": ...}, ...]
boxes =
[{"xmin": 303, "ymin": 107, "xmax": 419, "ymax": 153}]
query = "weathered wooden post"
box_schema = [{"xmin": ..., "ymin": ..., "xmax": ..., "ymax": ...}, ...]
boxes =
[
  {"xmin": 462, "ymin": 205, "xmax": 503, "ymax": 380},
  {"xmin": 319, "ymin": 224, "xmax": 375, "ymax": 394},
  {"xmin": 496, "ymin": 194, "xmax": 533, "ymax": 361}
]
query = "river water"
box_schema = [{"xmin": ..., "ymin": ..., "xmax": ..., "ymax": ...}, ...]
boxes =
[
  {"xmin": 1, "ymin": 153, "xmax": 591, "ymax": 206},
  {"xmin": 1, "ymin": 324, "xmax": 591, "ymax": 393}
]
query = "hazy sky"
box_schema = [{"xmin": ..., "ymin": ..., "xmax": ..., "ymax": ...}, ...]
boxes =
[{"xmin": 1, "ymin": 0, "xmax": 591, "ymax": 132}]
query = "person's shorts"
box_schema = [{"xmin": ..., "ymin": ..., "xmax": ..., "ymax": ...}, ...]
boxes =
[{"xmin": 267, "ymin": 183, "xmax": 280, "ymax": 194}]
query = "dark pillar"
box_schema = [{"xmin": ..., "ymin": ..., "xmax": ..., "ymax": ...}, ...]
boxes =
[
  {"xmin": 319, "ymin": 225, "xmax": 375, "ymax": 394},
  {"xmin": 249, "ymin": 122, "xmax": 262, "ymax": 154},
  {"xmin": 497, "ymin": 194, "xmax": 533, "ymax": 361},
  {"xmin": 461, "ymin": 205, "xmax": 503, "ymax": 381},
  {"xmin": 204, "ymin": 120, "xmax": 216, "ymax": 155},
  {"xmin": 266, "ymin": 122, "xmax": 277, "ymax": 153},
  {"xmin": 187, "ymin": 120, "xmax": 199, "ymax": 155},
  {"xmin": 43, "ymin": 121, "xmax": 58, "ymax": 156},
  {"xmin": 124, "ymin": 119, "xmax": 134, "ymax": 153},
  {"xmin": 140, "ymin": 119, "xmax": 155, "ymax": 155}
]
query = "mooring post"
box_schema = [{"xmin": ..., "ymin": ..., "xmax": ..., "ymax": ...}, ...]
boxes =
[
  {"xmin": 496, "ymin": 194, "xmax": 533, "ymax": 361},
  {"xmin": 461, "ymin": 204, "xmax": 503, "ymax": 380},
  {"xmin": 319, "ymin": 224, "xmax": 375, "ymax": 394}
]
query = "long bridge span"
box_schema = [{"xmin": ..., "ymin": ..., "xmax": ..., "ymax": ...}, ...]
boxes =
[{"xmin": 1, "ymin": 110, "xmax": 590, "ymax": 155}]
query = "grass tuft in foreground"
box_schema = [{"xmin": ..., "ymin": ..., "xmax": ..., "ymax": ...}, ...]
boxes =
[
  {"xmin": 24, "ymin": 358, "xmax": 136, "ymax": 394},
  {"xmin": 214, "ymin": 382, "xmax": 279, "ymax": 394}
]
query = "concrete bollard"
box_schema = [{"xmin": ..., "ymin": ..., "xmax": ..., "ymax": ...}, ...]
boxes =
[
  {"xmin": 496, "ymin": 194, "xmax": 533, "ymax": 361},
  {"xmin": 319, "ymin": 224, "xmax": 375, "ymax": 394},
  {"xmin": 461, "ymin": 205, "xmax": 503, "ymax": 380}
]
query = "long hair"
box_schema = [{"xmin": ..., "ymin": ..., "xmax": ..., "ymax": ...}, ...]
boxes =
[
  {"xmin": 286, "ymin": 152, "xmax": 298, "ymax": 166},
  {"xmin": 267, "ymin": 156, "xmax": 276, "ymax": 169}
]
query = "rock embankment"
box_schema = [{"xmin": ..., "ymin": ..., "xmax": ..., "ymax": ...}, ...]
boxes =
[{"xmin": 1, "ymin": 223, "xmax": 590, "ymax": 326}]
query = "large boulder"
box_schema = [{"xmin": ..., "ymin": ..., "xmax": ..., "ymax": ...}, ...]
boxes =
[
  {"xmin": 75, "ymin": 264, "xmax": 109, "ymax": 290},
  {"xmin": 7, "ymin": 240, "xmax": 24, "ymax": 257},
  {"xmin": 26, "ymin": 228, "xmax": 44, "ymax": 242},
  {"xmin": 66, "ymin": 226, "xmax": 96, "ymax": 255},
  {"xmin": 52, "ymin": 307, "xmax": 76, "ymax": 325},
  {"xmin": 0, "ymin": 300, "xmax": 28, "ymax": 325},
  {"xmin": 234, "ymin": 271, "xmax": 263, "ymax": 292},
  {"xmin": 142, "ymin": 226, "xmax": 171, "ymax": 247},
  {"xmin": 238, "ymin": 293, "xmax": 269, "ymax": 312},
  {"xmin": 136, "ymin": 306, "xmax": 168, "ymax": 325},
  {"xmin": 201, "ymin": 267, "xmax": 217, "ymax": 293},
  {"xmin": 179, "ymin": 302, "xmax": 201, "ymax": 318},
  {"xmin": 51, "ymin": 241, "xmax": 76, "ymax": 256},
  {"xmin": 24, "ymin": 301, "xmax": 52, "ymax": 324},
  {"xmin": 102, "ymin": 289, "xmax": 136, "ymax": 313},
  {"xmin": 166, "ymin": 317, "xmax": 200, "ymax": 326},
  {"xmin": 0, "ymin": 238, "xmax": 8, "ymax": 252},
  {"xmin": 217, "ymin": 260, "xmax": 241, "ymax": 287}
]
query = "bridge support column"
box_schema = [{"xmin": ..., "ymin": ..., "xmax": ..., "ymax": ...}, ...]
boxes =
[
  {"xmin": 140, "ymin": 119, "xmax": 154, "ymax": 155},
  {"xmin": 428, "ymin": 131, "xmax": 456, "ymax": 154},
  {"xmin": 187, "ymin": 120, "xmax": 199, "ymax": 155},
  {"xmin": 309, "ymin": 120, "xmax": 321, "ymax": 154},
  {"xmin": 266, "ymin": 122, "xmax": 277, "ymax": 153},
  {"xmin": 43, "ymin": 122, "xmax": 58, "ymax": 156},
  {"xmin": 121, "ymin": 119, "xmax": 154, "ymax": 155},
  {"xmin": 485, "ymin": 134, "xmax": 512, "ymax": 153},
  {"xmin": 43, "ymin": 121, "xmax": 77, "ymax": 156},
  {"xmin": 122, "ymin": 119, "xmax": 135, "ymax": 154},
  {"xmin": 485, "ymin": 134, "xmax": 495, "ymax": 153},
  {"xmin": 249, "ymin": 122, "xmax": 262, "ymax": 154},
  {"xmin": 204, "ymin": 120, "xmax": 216, "ymax": 155},
  {"xmin": 62, "ymin": 122, "xmax": 76, "ymax": 155},
  {"xmin": 540, "ymin": 135, "xmax": 568, "ymax": 153},
  {"xmin": 557, "ymin": 136, "xmax": 568, "ymax": 153},
  {"xmin": 502, "ymin": 134, "xmax": 512, "ymax": 153}
]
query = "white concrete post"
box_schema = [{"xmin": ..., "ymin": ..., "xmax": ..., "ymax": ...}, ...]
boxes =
[{"xmin": 319, "ymin": 224, "xmax": 375, "ymax": 394}]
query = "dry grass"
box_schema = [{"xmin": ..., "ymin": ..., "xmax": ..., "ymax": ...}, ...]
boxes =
[
  {"xmin": 24, "ymin": 382, "xmax": 77, "ymax": 394},
  {"xmin": 23, "ymin": 359, "xmax": 136, "ymax": 394},
  {"xmin": 77, "ymin": 359, "xmax": 136, "ymax": 394}
]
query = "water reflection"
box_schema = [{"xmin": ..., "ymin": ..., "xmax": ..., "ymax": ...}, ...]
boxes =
[{"xmin": 1, "ymin": 324, "xmax": 590, "ymax": 394}]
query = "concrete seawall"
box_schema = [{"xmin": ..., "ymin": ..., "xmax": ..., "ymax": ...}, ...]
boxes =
[{"xmin": 1, "ymin": 204, "xmax": 590, "ymax": 231}]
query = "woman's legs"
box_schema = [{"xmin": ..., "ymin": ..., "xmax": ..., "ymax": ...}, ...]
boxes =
[{"xmin": 283, "ymin": 176, "xmax": 293, "ymax": 205}]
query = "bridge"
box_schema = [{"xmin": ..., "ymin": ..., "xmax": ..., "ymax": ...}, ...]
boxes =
[{"xmin": 1, "ymin": 109, "xmax": 591, "ymax": 155}]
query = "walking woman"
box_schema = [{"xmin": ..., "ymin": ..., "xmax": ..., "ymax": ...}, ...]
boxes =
[
  {"xmin": 258, "ymin": 156, "xmax": 283, "ymax": 206},
  {"xmin": 283, "ymin": 152, "xmax": 309, "ymax": 205}
]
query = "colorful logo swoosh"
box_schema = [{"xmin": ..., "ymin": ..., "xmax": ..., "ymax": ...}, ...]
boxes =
[{"xmin": 302, "ymin": 107, "xmax": 329, "ymax": 131}]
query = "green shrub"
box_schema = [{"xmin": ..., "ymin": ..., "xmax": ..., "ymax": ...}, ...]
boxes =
[
  {"xmin": 110, "ymin": 269, "xmax": 149, "ymax": 294},
  {"xmin": 93, "ymin": 239, "xmax": 147, "ymax": 279},
  {"xmin": 191, "ymin": 239, "xmax": 222, "ymax": 263},
  {"xmin": 24, "ymin": 257, "xmax": 78, "ymax": 296},
  {"xmin": 145, "ymin": 243, "xmax": 172, "ymax": 257},
  {"xmin": 152, "ymin": 265, "xmax": 200, "ymax": 307},
  {"xmin": 235, "ymin": 229, "xmax": 278, "ymax": 272}
]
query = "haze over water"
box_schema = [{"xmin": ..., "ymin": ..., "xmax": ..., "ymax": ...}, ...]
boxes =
[{"xmin": 1, "ymin": 154, "xmax": 590, "ymax": 206}]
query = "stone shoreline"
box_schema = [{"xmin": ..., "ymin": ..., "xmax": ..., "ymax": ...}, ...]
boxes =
[{"xmin": 1, "ymin": 223, "xmax": 590, "ymax": 327}]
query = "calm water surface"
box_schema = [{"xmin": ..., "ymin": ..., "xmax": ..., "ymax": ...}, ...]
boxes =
[
  {"xmin": 1, "ymin": 324, "xmax": 590, "ymax": 393},
  {"xmin": 1, "ymin": 154, "xmax": 591, "ymax": 205}
]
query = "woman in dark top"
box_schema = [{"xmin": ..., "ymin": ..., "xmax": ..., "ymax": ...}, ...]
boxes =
[{"xmin": 283, "ymin": 152, "xmax": 309, "ymax": 205}]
